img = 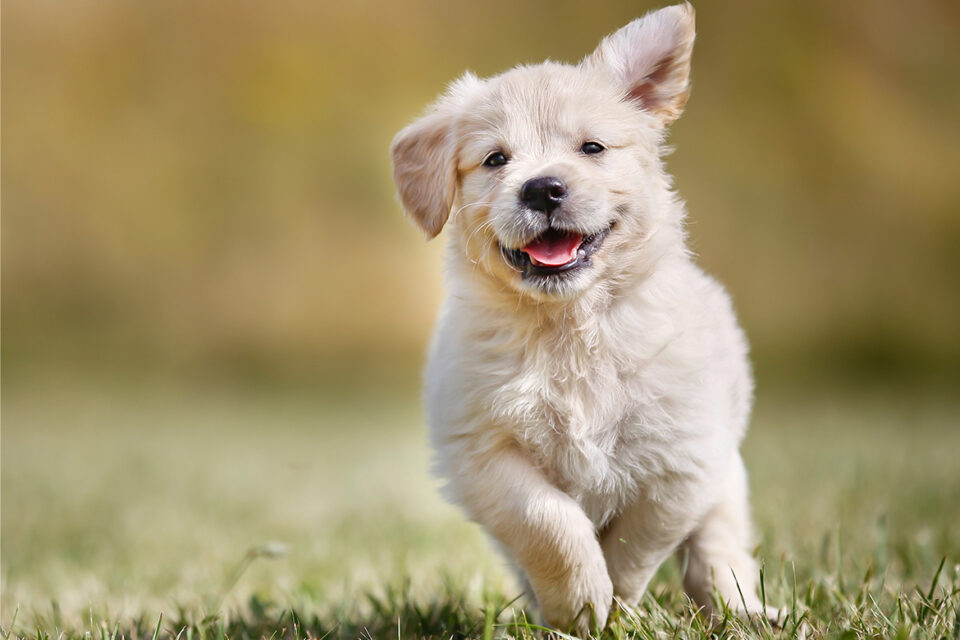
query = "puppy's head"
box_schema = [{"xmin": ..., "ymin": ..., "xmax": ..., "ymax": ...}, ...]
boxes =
[{"xmin": 392, "ymin": 4, "xmax": 695, "ymax": 301}]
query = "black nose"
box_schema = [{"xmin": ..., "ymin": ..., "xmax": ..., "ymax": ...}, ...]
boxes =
[{"xmin": 520, "ymin": 176, "xmax": 567, "ymax": 214}]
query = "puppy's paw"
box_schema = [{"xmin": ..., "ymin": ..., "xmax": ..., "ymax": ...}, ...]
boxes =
[
  {"xmin": 537, "ymin": 560, "xmax": 613, "ymax": 637},
  {"xmin": 719, "ymin": 601, "xmax": 786, "ymax": 629}
]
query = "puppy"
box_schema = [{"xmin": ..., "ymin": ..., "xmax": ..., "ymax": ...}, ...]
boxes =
[{"xmin": 391, "ymin": 3, "xmax": 772, "ymax": 634}]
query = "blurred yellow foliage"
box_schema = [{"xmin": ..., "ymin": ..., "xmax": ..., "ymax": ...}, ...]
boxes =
[{"xmin": 3, "ymin": 0, "xmax": 959, "ymax": 381}]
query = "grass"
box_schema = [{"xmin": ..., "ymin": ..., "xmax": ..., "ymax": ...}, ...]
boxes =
[{"xmin": 2, "ymin": 371, "xmax": 959, "ymax": 639}]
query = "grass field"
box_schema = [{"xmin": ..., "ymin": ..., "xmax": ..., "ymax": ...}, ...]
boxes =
[{"xmin": 2, "ymin": 371, "xmax": 958, "ymax": 639}]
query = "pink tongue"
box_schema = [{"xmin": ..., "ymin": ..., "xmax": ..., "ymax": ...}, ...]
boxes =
[{"xmin": 522, "ymin": 232, "xmax": 584, "ymax": 267}]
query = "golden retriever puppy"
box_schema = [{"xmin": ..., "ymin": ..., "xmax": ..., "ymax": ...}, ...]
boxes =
[{"xmin": 391, "ymin": 3, "xmax": 773, "ymax": 634}]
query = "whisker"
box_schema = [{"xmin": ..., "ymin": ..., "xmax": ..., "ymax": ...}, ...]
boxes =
[
  {"xmin": 500, "ymin": 245, "xmax": 523, "ymax": 274},
  {"xmin": 453, "ymin": 201, "xmax": 494, "ymax": 219},
  {"xmin": 464, "ymin": 219, "xmax": 497, "ymax": 269}
]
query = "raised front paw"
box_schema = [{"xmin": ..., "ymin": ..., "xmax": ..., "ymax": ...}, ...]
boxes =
[{"xmin": 535, "ymin": 557, "xmax": 614, "ymax": 637}]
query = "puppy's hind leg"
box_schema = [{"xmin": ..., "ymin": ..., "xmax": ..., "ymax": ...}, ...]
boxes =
[{"xmin": 681, "ymin": 453, "xmax": 779, "ymax": 622}]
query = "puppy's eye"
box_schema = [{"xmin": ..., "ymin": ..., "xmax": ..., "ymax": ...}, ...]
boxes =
[
  {"xmin": 483, "ymin": 151, "xmax": 508, "ymax": 168},
  {"xmin": 581, "ymin": 141, "xmax": 605, "ymax": 155}
]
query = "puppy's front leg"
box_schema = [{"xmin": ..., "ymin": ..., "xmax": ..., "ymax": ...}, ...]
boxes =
[
  {"xmin": 452, "ymin": 444, "xmax": 612, "ymax": 633},
  {"xmin": 600, "ymin": 491, "xmax": 695, "ymax": 607}
]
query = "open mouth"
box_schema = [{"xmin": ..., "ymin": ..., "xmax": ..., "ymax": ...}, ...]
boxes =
[{"xmin": 501, "ymin": 224, "xmax": 613, "ymax": 277}]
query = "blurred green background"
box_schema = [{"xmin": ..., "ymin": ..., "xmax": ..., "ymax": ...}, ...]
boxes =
[
  {"xmin": 2, "ymin": 0, "xmax": 960, "ymax": 634},
  {"xmin": 3, "ymin": 0, "xmax": 959, "ymax": 385}
]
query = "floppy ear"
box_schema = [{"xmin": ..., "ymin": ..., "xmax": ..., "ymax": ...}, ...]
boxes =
[
  {"xmin": 391, "ymin": 109, "xmax": 458, "ymax": 239},
  {"xmin": 586, "ymin": 3, "xmax": 696, "ymax": 125}
]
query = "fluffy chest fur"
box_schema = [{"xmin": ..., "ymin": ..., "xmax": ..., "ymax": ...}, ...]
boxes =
[{"xmin": 427, "ymin": 261, "xmax": 742, "ymax": 528}]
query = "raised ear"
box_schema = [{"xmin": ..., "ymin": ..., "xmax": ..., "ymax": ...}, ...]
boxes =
[
  {"xmin": 586, "ymin": 3, "xmax": 696, "ymax": 125},
  {"xmin": 390, "ymin": 109, "xmax": 457, "ymax": 239}
]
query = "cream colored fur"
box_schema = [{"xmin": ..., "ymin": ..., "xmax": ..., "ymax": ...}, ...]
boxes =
[{"xmin": 391, "ymin": 4, "xmax": 774, "ymax": 635}]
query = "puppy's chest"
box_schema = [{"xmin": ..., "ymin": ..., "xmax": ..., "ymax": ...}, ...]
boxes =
[{"xmin": 490, "ymin": 353, "xmax": 668, "ymax": 514}]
